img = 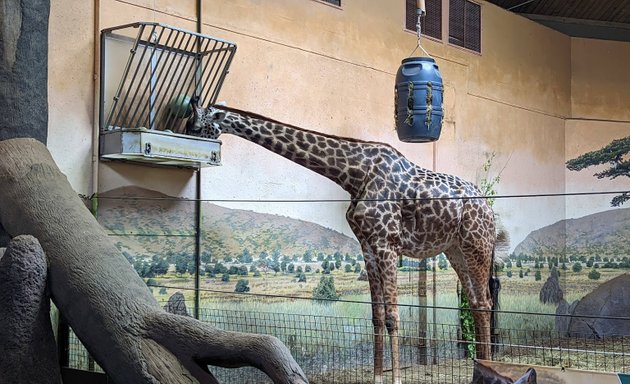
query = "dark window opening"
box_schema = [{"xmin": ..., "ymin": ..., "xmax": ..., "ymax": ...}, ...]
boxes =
[
  {"xmin": 320, "ymin": 0, "xmax": 341, "ymax": 6},
  {"xmin": 406, "ymin": 0, "xmax": 442, "ymax": 40},
  {"xmin": 449, "ymin": 0, "xmax": 481, "ymax": 52}
]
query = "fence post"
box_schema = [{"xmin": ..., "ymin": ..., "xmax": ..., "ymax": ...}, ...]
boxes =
[
  {"xmin": 417, "ymin": 259, "xmax": 428, "ymax": 365},
  {"xmin": 57, "ymin": 314, "xmax": 70, "ymax": 368}
]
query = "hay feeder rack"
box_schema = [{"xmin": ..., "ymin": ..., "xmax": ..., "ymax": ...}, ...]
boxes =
[{"xmin": 99, "ymin": 22, "xmax": 237, "ymax": 168}]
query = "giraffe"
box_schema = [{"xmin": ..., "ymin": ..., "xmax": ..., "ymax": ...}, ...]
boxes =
[{"xmin": 187, "ymin": 102, "xmax": 499, "ymax": 384}]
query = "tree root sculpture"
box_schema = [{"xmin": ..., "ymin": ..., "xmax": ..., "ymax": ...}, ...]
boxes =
[
  {"xmin": 0, "ymin": 138, "xmax": 308, "ymax": 384},
  {"xmin": 0, "ymin": 235, "xmax": 62, "ymax": 384}
]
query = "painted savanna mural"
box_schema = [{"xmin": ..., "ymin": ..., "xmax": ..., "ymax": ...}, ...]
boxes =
[{"xmin": 94, "ymin": 133, "xmax": 629, "ymax": 339}]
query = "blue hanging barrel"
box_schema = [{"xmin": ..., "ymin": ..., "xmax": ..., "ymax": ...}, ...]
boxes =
[{"xmin": 395, "ymin": 57, "xmax": 444, "ymax": 142}]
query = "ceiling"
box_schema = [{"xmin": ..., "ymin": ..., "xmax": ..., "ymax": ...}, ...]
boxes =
[{"xmin": 486, "ymin": 0, "xmax": 630, "ymax": 42}]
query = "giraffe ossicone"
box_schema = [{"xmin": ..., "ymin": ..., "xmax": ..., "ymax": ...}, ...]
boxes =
[{"xmin": 188, "ymin": 101, "xmax": 500, "ymax": 384}]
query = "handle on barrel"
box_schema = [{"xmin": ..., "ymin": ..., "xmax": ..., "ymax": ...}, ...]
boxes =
[{"xmin": 417, "ymin": 0, "xmax": 426, "ymax": 15}]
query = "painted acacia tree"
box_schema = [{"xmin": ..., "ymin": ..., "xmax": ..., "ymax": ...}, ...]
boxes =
[
  {"xmin": 0, "ymin": 2, "xmax": 307, "ymax": 383},
  {"xmin": 566, "ymin": 136, "xmax": 630, "ymax": 207}
]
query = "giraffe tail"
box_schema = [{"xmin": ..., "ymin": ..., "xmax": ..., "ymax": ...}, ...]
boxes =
[{"xmin": 489, "ymin": 245, "xmax": 501, "ymax": 356}]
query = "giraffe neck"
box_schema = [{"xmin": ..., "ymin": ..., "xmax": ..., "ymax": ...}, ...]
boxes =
[{"xmin": 218, "ymin": 108, "xmax": 380, "ymax": 197}]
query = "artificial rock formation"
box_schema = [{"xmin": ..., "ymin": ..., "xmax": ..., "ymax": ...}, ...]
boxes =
[
  {"xmin": 0, "ymin": 235, "xmax": 61, "ymax": 384},
  {"xmin": 568, "ymin": 273, "xmax": 630, "ymax": 338},
  {"xmin": 0, "ymin": 138, "xmax": 307, "ymax": 384},
  {"xmin": 554, "ymin": 298, "xmax": 579, "ymax": 337}
]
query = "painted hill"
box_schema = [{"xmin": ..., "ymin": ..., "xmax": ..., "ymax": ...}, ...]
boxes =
[
  {"xmin": 97, "ymin": 186, "xmax": 361, "ymax": 260},
  {"xmin": 513, "ymin": 208, "xmax": 630, "ymax": 257}
]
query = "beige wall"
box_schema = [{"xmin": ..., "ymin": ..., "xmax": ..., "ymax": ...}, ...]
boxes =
[
  {"xmin": 571, "ymin": 38, "xmax": 630, "ymax": 121},
  {"xmin": 47, "ymin": 0, "xmax": 629, "ymax": 250},
  {"xmin": 565, "ymin": 38, "xmax": 630, "ymax": 219},
  {"xmin": 48, "ymin": 0, "xmax": 96, "ymax": 193}
]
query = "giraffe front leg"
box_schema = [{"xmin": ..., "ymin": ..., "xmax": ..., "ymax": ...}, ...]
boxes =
[
  {"xmin": 372, "ymin": 301, "xmax": 386, "ymax": 384},
  {"xmin": 365, "ymin": 259, "xmax": 386, "ymax": 384},
  {"xmin": 379, "ymin": 250, "xmax": 402, "ymax": 384}
]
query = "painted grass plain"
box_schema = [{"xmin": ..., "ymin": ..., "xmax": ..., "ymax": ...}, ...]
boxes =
[{"xmin": 152, "ymin": 267, "xmax": 626, "ymax": 336}]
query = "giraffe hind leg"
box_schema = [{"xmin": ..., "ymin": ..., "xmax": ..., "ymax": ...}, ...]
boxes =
[{"xmin": 445, "ymin": 246, "xmax": 493, "ymax": 360}]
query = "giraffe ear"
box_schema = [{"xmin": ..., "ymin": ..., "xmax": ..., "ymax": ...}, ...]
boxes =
[
  {"xmin": 210, "ymin": 110, "xmax": 226, "ymax": 123},
  {"xmin": 190, "ymin": 96, "xmax": 200, "ymax": 108}
]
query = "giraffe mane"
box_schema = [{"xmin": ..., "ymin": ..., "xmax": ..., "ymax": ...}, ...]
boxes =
[{"xmin": 216, "ymin": 105, "xmax": 404, "ymax": 154}]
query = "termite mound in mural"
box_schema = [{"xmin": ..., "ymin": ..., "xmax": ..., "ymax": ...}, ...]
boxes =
[
  {"xmin": 0, "ymin": 139, "xmax": 308, "ymax": 384},
  {"xmin": 539, "ymin": 268, "xmax": 563, "ymax": 305}
]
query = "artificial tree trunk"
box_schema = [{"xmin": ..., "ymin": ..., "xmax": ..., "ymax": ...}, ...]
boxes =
[
  {"xmin": 0, "ymin": 138, "xmax": 308, "ymax": 384},
  {"xmin": 0, "ymin": 0, "xmax": 49, "ymax": 143},
  {"xmin": 0, "ymin": 235, "xmax": 62, "ymax": 384}
]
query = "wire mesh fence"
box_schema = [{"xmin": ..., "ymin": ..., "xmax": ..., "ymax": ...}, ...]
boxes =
[
  {"xmin": 69, "ymin": 190, "xmax": 630, "ymax": 382},
  {"xmin": 65, "ymin": 292, "xmax": 630, "ymax": 383}
]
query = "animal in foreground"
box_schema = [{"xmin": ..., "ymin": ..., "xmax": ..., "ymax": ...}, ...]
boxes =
[{"xmin": 471, "ymin": 360, "xmax": 537, "ymax": 384}]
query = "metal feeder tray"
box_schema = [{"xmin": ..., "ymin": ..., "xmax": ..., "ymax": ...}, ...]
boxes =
[{"xmin": 100, "ymin": 128, "xmax": 221, "ymax": 168}]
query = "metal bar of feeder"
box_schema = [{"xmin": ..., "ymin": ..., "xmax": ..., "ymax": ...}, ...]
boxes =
[
  {"xmin": 131, "ymin": 26, "xmax": 192, "ymax": 130},
  {"xmin": 102, "ymin": 22, "xmax": 235, "ymax": 46},
  {"xmin": 199, "ymin": 41, "xmax": 229, "ymax": 106},
  {"xmin": 134, "ymin": 40, "xmax": 199, "ymax": 58},
  {"xmin": 207, "ymin": 41, "xmax": 231, "ymax": 104},
  {"xmin": 156, "ymin": 32, "xmax": 202, "ymax": 131},
  {"xmin": 157, "ymin": 32, "xmax": 205, "ymax": 131},
  {"xmin": 168, "ymin": 35, "xmax": 215, "ymax": 131},
  {"xmin": 193, "ymin": 39, "xmax": 226, "ymax": 103},
  {"xmin": 111, "ymin": 23, "xmax": 157, "ymax": 129},
  {"xmin": 128, "ymin": 28, "xmax": 164, "ymax": 128},
  {"xmin": 199, "ymin": 46, "xmax": 234, "ymax": 55},
  {"xmin": 165, "ymin": 34, "xmax": 208, "ymax": 131},
  {"xmin": 144, "ymin": 26, "xmax": 182, "ymax": 131},
  {"xmin": 99, "ymin": 31, "xmax": 107, "ymax": 130},
  {"xmin": 202, "ymin": 42, "xmax": 231, "ymax": 106},
  {"xmin": 192, "ymin": 39, "xmax": 223, "ymax": 105},
  {"xmin": 104, "ymin": 23, "xmax": 147, "ymax": 130},
  {"xmin": 164, "ymin": 34, "xmax": 206, "ymax": 129},
  {"xmin": 149, "ymin": 29, "xmax": 186, "ymax": 129},
  {"xmin": 210, "ymin": 44, "xmax": 237, "ymax": 105},
  {"xmin": 147, "ymin": 27, "xmax": 178, "ymax": 130},
  {"xmin": 191, "ymin": 38, "xmax": 221, "ymax": 102},
  {"xmin": 206, "ymin": 42, "xmax": 232, "ymax": 104},
  {"xmin": 113, "ymin": 23, "xmax": 157, "ymax": 128},
  {"xmin": 127, "ymin": 25, "xmax": 169, "ymax": 129},
  {"xmin": 184, "ymin": 35, "xmax": 218, "ymax": 111},
  {"xmin": 147, "ymin": 29, "xmax": 176, "ymax": 130}
]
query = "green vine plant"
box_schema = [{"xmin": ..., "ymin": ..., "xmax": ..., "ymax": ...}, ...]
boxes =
[
  {"xmin": 479, "ymin": 152, "xmax": 502, "ymax": 208},
  {"xmin": 459, "ymin": 151, "xmax": 508, "ymax": 358},
  {"xmin": 459, "ymin": 293, "xmax": 476, "ymax": 358}
]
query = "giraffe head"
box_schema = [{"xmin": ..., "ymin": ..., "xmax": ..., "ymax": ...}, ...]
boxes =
[{"xmin": 186, "ymin": 97, "xmax": 227, "ymax": 139}]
